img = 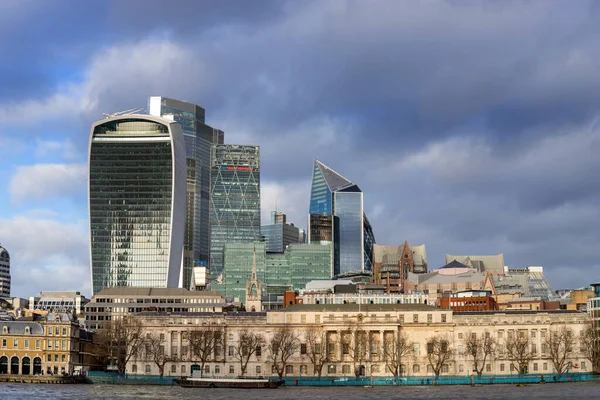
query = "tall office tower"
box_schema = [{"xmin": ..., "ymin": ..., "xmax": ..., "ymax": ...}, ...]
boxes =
[
  {"xmin": 308, "ymin": 160, "xmax": 376, "ymax": 276},
  {"xmin": 210, "ymin": 145, "xmax": 261, "ymax": 282},
  {"xmin": 148, "ymin": 97, "xmax": 224, "ymax": 290},
  {"xmin": 88, "ymin": 115, "xmax": 186, "ymax": 295},
  {"xmin": 261, "ymin": 211, "xmax": 302, "ymax": 253},
  {"xmin": 0, "ymin": 244, "xmax": 10, "ymax": 298}
]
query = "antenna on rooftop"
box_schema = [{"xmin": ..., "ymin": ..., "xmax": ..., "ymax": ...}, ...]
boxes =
[{"xmin": 102, "ymin": 108, "xmax": 147, "ymax": 118}]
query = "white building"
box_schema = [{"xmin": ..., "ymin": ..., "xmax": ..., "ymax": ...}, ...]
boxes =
[{"xmin": 29, "ymin": 291, "xmax": 89, "ymax": 315}]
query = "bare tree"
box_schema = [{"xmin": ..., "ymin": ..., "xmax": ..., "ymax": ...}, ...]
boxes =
[
  {"xmin": 581, "ymin": 319, "xmax": 600, "ymax": 373},
  {"xmin": 383, "ymin": 329, "xmax": 414, "ymax": 377},
  {"xmin": 189, "ymin": 327, "xmax": 224, "ymax": 374},
  {"xmin": 464, "ymin": 331, "xmax": 496, "ymax": 377},
  {"xmin": 343, "ymin": 321, "xmax": 368, "ymax": 377},
  {"xmin": 426, "ymin": 335, "xmax": 454, "ymax": 377},
  {"xmin": 267, "ymin": 325, "xmax": 300, "ymax": 378},
  {"xmin": 304, "ymin": 326, "xmax": 331, "ymax": 378},
  {"xmin": 96, "ymin": 318, "xmax": 145, "ymax": 374},
  {"xmin": 505, "ymin": 330, "xmax": 534, "ymax": 374},
  {"xmin": 145, "ymin": 333, "xmax": 177, "ymax": 377},
  {"xmin": 232, "ymin": 329, "xmax": 265, "ymax": 376},
  {"xmin": 544, "ymin": 326, "xmax": 575, "ymax": 374}
]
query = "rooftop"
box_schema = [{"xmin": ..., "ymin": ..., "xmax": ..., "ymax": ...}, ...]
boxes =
[
  {"xmin": 93, "ymin": 287, "xmax": 224, "ymax": 298},
  {"xmin": 280, "ymin": 303, "xmax": 441, "ymax": 312}
]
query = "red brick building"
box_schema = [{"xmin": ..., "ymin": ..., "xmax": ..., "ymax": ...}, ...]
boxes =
[{"xmin": 439, "ymin": 291, "xmax": 497, "ymax": 311}]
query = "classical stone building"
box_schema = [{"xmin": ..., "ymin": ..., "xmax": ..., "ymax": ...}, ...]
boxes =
[
  {"xmin": 0, "ymin": 313, "xmax": 81, "ymax": 376},
  {"xmin": 125, "ymin": 305, "xmax": 589, "ymax": 378}
]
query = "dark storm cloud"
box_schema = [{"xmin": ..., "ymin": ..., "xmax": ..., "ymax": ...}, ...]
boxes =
[{"xmin": 1, "ymin": 0, "xmax": 599, "ymax": 291}]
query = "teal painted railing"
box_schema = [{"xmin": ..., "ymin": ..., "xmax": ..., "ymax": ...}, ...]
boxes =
[{"xmin": 87, "ymin": 371, "xmax": 598, "ymax": 386}]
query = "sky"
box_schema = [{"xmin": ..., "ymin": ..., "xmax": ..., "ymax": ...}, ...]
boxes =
[{"xmin": 1, "ymin": 0, "xmax": 599, "ymax": 298}]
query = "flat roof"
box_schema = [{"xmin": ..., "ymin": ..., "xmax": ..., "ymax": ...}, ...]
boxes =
[
  {"xmin": 93, "ymin": 287, "xmax": 224, "ymax": 297},
  {"xmin": 281, "ymin": 304, "xmax": 441, "ymax": 312}
]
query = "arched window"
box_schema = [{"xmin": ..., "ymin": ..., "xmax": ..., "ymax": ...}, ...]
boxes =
[
  {"xmin": 256, "ymin": 365, "xmax": 261, "ymax": 375},
  {"xmin": 132, "ymin": 365, "xmax": 137, "ymax": 373},
  {"xmin": 2, "ymin": 326, "xmax": 7, "ymax": 334},
  {"xmin": 0, "ymin": 356, "xmax": 8, "ymax": 374},
  {"xmin": 229, "ymin": 365, "xmax": 234, "ymax": 374},
  {"xmin": 22, "ymin": 357, "xmax": 31, "ymax": 375},
  {"xmin": 413, "ymin": 364, "xmax": 420, "ymax": 374},
  {"xmin": 24, "ymin": 326, "xmax": 30, "ymax": 334},
  {"xmin": 285, "ymin": 365, "xmax": 293, "ymax": 375},
  {"xmin": 300, "ymin": 365, "xmax": 307, "ymax": 375},
  {"xmin": 11, "ymin": 356, "xmax": 19, "ymax": 374}
]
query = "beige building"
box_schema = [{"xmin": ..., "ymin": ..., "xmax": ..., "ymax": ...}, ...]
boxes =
[
  {"xmin": 126, "ymin": 305, "xmax": 588, "ymax": 377},
  {"xmin": 0, "ymin": 313, "xmax": 81, "ymax": 376},
  {"xmin": 85, "ymin": 288, "xmax": 226, "ymax": 330}
]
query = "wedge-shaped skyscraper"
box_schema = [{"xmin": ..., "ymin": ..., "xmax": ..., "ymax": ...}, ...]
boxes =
[
  {"xmin": 88, "ymin": 115, "xmax": 186, "ymax": 295},
  {"xmin": 308, "ymin": 160, "xmax": 375, "ymax": 276}
]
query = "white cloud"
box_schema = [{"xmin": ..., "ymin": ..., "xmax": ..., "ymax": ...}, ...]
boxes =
[
  {"xmin": 0, "ymin": 215, "xmax": 90, "ymax": 298},
  {"xmin": 0, "ymin": 39, "xmax": 204, "ymax": 127},
  {"xmin": 35, "ymin": 139, "xmax": 79, "ymax": 161},
  {"xmin": 260, "ymin": 180, "xmax": 311, "ymax": 228},
  {"xmin": 9, "ymin": 163, "xmax": 86, "ymax": 202}
]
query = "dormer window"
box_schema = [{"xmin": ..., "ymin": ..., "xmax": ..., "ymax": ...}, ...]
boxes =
[
  {"xmin": 24, "ymin": 326, "xmax": 30, "ymax": 334},
  {"xmin": 2, "ymin": 326, "xmax": 7, "ymax": 334}
]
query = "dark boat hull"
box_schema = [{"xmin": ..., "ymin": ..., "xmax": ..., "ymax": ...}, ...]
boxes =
[{"xmin": 174, "ymin": 378, "xmax": 284, "ymax": 389}]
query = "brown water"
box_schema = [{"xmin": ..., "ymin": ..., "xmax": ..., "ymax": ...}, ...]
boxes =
[{"xmin": 0, "ymin": 382, "xmax": 599, "ymax": 399}]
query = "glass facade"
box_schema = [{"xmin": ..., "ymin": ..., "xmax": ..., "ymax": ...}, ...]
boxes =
[
  {"xmin": 261, "ymin": 223, "xmax": 301, "ymax": 253},
  {"xmin": 221, "ymin": 243, "xmax": 332, "ymax": 303},
  {"xmin": 0, "ymin": 245, "xmax": 10, "ymax": 298},
  {"xmin": 209, "ymin": 145, "xmax": 261, "ymax": 282},
  {"xmin": 89, "ymin": 117, "xmax": 185, "ymax": 295},
  {"xmin": 308, "ymin": 160, "xmax": 374, "ymax": 276},
  {"xmin": 222, "ymin": 243, "xmax": 266, "ymax": 303},
  {"xmin": 148, "ymin": 97, "xmax": 224, "ymax": 290},
  {"xmin": 334, "ymin": 191, "xmax": 363, "ymax": 274}
]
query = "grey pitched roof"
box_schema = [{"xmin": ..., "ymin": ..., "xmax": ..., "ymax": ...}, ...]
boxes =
[
  {"xmin": 1, "ymin": 321, "xmax": 44, "ymax": 335},
  {"xmin": 45, "ymin": 312, "xmax": 73, "ymax": 323},
  {"xmin": 440, "ymin": 260, "xmax": 471, "ymax": 269}
]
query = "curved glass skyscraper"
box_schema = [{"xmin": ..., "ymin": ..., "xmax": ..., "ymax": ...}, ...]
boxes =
[
  {"xmin": 88, "ymin": 115, "xmax": 186, "ymax": 295},
  {"xmin": 308, "ymin": 160, "xmax": 376, "ymax": 276}
]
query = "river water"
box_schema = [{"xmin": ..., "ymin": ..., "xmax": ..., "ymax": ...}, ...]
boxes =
[{"xmin": 0, "ymin": 382, "xmax": 599, "ymax": 399}]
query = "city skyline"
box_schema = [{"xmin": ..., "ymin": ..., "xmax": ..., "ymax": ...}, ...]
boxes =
[{"xmin": 1, "ymin": 1, "xmax": 599, "ymax": 297}]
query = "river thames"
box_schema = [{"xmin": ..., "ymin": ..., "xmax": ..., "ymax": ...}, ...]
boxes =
[{"xmin": 0, "ymin": 383, "xmax": 599, "ymax": 400}]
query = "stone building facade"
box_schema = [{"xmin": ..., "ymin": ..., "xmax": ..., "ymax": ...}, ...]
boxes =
[
  {"xmin": 125, "ymin": 305, "xmax": 589, "ymax": 378},
  {"xmin": 0, "ymin": 313, "xmax": 81, "ymax": 376}
]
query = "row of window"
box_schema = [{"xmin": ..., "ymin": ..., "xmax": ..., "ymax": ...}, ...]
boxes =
[{"xmin": 1, "ymin": 338, "xmax": 69, "ymax": 351}]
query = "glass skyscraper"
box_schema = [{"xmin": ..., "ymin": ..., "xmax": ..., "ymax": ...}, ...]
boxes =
[
  {"xmin": 308, "ymin": 160, "xmax": 376, "ymax": 276},
  {"xmin": 148, "ymin": 97, "xmax": 224, "ymax": 290},
  {"xmin": 88, "ymin": 115, "xmax": 186, "ymax": 295},
  {"xmin": 0, "ymin": 244, "xmax": 10, "ymax": 298},
  {"xmin": 209, "ymin": 145, "xmax": 261, "ymax": 282}
]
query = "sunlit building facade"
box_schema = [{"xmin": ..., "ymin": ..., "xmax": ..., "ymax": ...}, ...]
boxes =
[
  {"xmin": 148, "ymin": 97, "xmax": 224, "ymax": 290},
  {"xmin": 209, "ymin": 145, "xmax": 261, "ymax": 283},
  {"xmin": 308, "ymin": 160, "xmax": 375, "ymax": 276},
  {"xmin": 88, "ymin": 115, "xmax": 186, "ymax": 295}
]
